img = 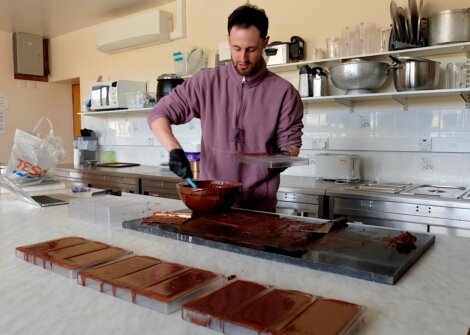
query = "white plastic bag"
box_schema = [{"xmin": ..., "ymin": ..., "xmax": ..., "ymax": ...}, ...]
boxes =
[{"xmin": 6, "ymin": 117, "xmax": 66, "ymax": 185}]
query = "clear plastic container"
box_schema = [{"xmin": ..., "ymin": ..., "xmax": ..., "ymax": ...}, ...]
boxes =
[
  {"xmin": 125, "ymin": 91, "xmax": 147, "ymax": 109},
  {"xmin": 173, "ymin": 51, "xmax": 187, "ymax": 77},
  {"xmin": 69, "ymin": 196, "xmax": 152, "ymax": 228}
]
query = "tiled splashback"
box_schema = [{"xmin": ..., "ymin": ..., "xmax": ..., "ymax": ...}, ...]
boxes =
[{"xmin": 83, "ymin": 102, "xmax": 470, "ymax": 185}]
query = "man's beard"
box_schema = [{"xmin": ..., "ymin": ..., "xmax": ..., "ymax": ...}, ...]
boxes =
[{"xmin": 233, "ymin": 58, "xmax": 262, "ymax": 76}]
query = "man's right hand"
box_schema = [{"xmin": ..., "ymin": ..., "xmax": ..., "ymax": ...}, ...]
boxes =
[{"xmin": 169, "ymin": 149, "xmax": 193, "ymax": 179}]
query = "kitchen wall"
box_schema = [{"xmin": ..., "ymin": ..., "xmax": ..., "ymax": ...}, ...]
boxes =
[
  {"xmin": 15, "ymin": 0, "xmax": 470, "ymax": 183},
  {"xmin": 0, "ymin": 31, "xmax": 73, "ymax": 165}
]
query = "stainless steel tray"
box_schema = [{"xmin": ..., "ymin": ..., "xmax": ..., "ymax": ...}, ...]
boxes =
[{"xmin": 234, "ymin": 154, "xmax": 309, "ymax": 168}]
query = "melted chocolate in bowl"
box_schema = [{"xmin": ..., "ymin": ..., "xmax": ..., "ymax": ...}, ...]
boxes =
[{"xmin": 177, "ymin": 180, "xmax": 242, "ymax": 213}]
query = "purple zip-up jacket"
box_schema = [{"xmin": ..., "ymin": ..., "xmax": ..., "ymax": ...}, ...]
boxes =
[{"xmin": 148, "ymin": 59, "xmax": 304, "ymax": 210}]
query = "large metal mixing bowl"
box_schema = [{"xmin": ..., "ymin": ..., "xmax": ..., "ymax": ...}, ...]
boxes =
[{"xmin": 329, "ymin": 59, "xmax": 390, "ymax": 95}]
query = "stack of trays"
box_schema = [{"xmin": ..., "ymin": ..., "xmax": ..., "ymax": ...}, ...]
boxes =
[
  {"xmin": 182, "ymin": 279, "xmax": 366, "ymax": 335},
  {"xmin": 78, "ymin": 256, "xmax": 223, "ymax": 314},
  {"xmin": 16, "ymin": 236, "xmax": 133, "ymax": 279}
]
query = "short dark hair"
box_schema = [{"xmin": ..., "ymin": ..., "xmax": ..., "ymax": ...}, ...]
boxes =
[{"xmin": 227, "ymin": 4, "xmax": 269, "ymax": 38}]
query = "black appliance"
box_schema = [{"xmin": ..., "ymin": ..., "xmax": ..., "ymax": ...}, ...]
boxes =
[
  {"xmin": 289, "ymin": 35, "xmax": 305, "ymax": 61},
  {"xmin": 156, "ymin": 74, "xmax": 184, "ymax": 101}
]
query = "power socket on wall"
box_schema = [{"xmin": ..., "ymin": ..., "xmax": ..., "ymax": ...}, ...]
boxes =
[
  {"xmin": 311, "ymin": 138, "xmax": 328, "ymax": 150},
  {"xmin": 418, "ymin": 137, "xmax": 432, "ymax": 152}
]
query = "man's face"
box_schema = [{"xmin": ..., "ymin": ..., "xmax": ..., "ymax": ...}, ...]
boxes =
[{"xmin": 229, "ymin": 25, "xmax": 269, "ymax": 76}]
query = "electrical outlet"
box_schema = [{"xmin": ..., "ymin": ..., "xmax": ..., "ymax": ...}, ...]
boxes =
[
  {"xmin": 418, "ymin": 137, "xmax": 432, "ymax": 152},
  {"xmin": 311, "ymin": 138, "xmax": 328, "ymax": 149}
]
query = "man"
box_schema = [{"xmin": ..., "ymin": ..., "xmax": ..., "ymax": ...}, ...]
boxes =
[{"xmin": 147, "ymin": 4, "xmax": 303, "ymax": 211}]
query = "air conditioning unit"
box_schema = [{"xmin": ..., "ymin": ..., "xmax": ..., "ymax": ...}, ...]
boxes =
[{"xmin": 96, "ymin": 9, "xmax": 171, "ymax": 53}]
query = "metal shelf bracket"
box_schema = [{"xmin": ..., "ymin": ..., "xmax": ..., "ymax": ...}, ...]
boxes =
[
  {"xmin": 334, "ymin": 98, "xmax": 355, "ymax": 112},
  {"xmin": 459, "ymin": 92, "xmax": 470, "ymax": 109},
  {"xmin": 392, "ymin": 95, "xmax": 408, "ymax": 111}
]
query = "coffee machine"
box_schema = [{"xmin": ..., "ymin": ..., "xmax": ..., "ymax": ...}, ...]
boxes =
[{"xmin": 74, "ymin": 128, "xmax": 98, "ymax": 166}]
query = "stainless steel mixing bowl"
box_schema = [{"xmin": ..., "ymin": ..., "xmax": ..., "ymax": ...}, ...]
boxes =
[{"xmin": 329, "ymin": 59, "xmax": 390, "ymax": 95}]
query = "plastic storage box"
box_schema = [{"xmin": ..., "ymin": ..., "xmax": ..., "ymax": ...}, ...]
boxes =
[{"xmin": 69, "ymin": 196, "xmax": 152, "ymax": 227}]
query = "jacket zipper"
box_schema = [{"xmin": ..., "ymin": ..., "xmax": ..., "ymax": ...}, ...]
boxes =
[{"xmin": 236, "ymin": 76, "xmax": 246, "ymax": 127}]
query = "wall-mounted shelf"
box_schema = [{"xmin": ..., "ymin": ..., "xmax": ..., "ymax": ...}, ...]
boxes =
[
  {"xmin": 271, "ymin": 41, "xmax": 470, "ymax": 112},
  {"xmin": 268, "ymin": 41, "xmax": 470, "ymax": 73},
  {"xmin": 79, "ymin": 107, "xmax": 153, "ymax": 116},
  {"xmin": 301, "ymin": 88, "xmax": 470, "ymax": 112}
]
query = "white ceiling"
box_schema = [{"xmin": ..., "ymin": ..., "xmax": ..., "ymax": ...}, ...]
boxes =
[{"xmin": 0, "ymin": 0, "xmax": 173, "ymax": 38}]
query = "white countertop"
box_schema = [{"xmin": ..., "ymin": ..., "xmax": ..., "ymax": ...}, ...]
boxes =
[{"xmin": 1, "ymin": 189, "xmax": 470, "ymax": 335}]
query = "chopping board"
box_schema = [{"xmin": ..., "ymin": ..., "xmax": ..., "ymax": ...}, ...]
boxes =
[
  {"xmin": 123, "ymin": 210, "xmax": 435, "ymax": 285},
  {"xmin": 96, "ymin": 162, "xmax": 140, "ymax": 168}
]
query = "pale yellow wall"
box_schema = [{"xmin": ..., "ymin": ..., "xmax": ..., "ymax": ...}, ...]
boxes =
[
  {"xmin": 50, "ymin": 0, "xmax": 470, "ymax": 101},
  {"xmin": 0, "ymin": 31, "xmax": 73, "ymax": 164},
  {"xmin": 2, "ymin": 0, "xmax": 469, "ymax": 164}
]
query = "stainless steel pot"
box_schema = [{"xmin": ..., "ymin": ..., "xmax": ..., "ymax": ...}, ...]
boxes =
[
  {"xmin": 428, "ymin": 8, "xmax": 470, "ymax": 45},
  {"xmin": 329, "ymin": 59, "xmax": 389, "ymax": 95},
  {"xmin": 390, "ymin": 56, "xmax": 440, "ymax": 91}
]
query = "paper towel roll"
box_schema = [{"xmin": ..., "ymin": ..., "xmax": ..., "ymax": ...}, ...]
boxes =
[{"xmin": 73, "ymin": 149, "xmax": 81, "ymax": 167}]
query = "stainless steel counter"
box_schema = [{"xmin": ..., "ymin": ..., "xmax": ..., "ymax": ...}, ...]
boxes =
[{"xmin": 327, "ymin": 183, "xmax": 470, "ymax": 236}]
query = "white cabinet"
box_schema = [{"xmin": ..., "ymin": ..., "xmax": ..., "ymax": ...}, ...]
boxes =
[{"xmin": 268, "ymin": 41, "xmax": 470, "ymax": 111}]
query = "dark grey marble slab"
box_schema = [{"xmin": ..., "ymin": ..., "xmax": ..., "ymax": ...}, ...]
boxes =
[{"xmin": 122, "ymin": 219, "xmax": 435, "ymax": 285}]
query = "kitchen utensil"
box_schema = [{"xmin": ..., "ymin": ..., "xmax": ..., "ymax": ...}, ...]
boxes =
[
  {"xmin": 417, "ymin": 0, "xmax": 423, "ymax": 43},
  {"xmin": 186, "ymin": 47, "xmax": 207, "ymax": 75},
  {"xmin": 356, "ymin": 22, "xmax": 377, "ymax": 54},
  {"xmin": 95, "ymin": 162, "xmax": 140, "ymax": 168},
  {"xmin": 409, "ymin": 0, "xmax": 419, "ymax": 44},
  {"xmin": 378, "ymin": 27, "xmax": 392, "ymax": 52},
  {"xmin": 329, "ymin": 59, "xmax": 389, "ymax": 95},
  {"xmin": 186, "ymin": 177, "xmax": 197, "ymax": 188},
  {"xmin": 446, "ymin": 63, "xmax": 468, "ymax": 89},
  {"xmin": 156, "ymin": 74, "xmax": 184, "ymax": 101},
  {"xmin": 311, "ymin": 48, "xmax": 325, "ymax": 61},
  {"xmin": 428, "ymin": 8, "xmax": 470, "ymax": 46},
  {"xmin": 396, "ymin": 7, "xmax": 407, "ymax": 42},
  {"xmin": 125, "ymin": 91, "xmax": 147, "ymax": 109},
  {"xmin": 325, "ymin": 37, "xmax": 341, "ymax": 59},
  {"xmin": 405, "ymin": 7, "xmax": 413, "ymax": 44},
  {"xmin": 91, "ymin": 189, "xmax": 122, "ymax": 196},
  {"xmin": 340, "ymin": 26, "xmax": 357, "ymax": 57},
  {"xmin": 176, "ymin": 180, "xmax": 242, "ymax": 213},
  {"xmin": 390, "ymin": 1, "xmax": 399, "ymax": 41},
  {"xmin": 390, "ymin": 56, "xmax": 440, "ymax": 91},
  {"xmin": 234, "ymin": 154, "xmax": 309, "ymax": 168},
  {"xmin": 291, "ymin": 217, "xmax": 348, "ymax": 235}
]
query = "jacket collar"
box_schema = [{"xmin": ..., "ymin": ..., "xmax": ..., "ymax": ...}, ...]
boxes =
[{"xmin": 228, "ymin": 58, "xmax": 268, "ymax": 88}]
